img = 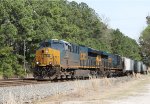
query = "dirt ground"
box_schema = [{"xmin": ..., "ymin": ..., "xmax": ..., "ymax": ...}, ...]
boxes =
[{"xmin": 35, "ymin": 74, "xmax": 150, "ymax": 104}]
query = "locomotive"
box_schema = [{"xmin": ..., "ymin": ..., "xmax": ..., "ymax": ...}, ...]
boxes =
[{"xmin": 33, "ymin": 39, "xmax": 147, "ymax": 80}]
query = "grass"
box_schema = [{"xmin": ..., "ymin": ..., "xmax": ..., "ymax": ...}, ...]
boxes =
[{"xmin": 101, "ymin": 74, "xmax": 150, "ymax": 100}]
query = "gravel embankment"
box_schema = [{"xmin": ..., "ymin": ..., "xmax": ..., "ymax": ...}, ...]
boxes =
[
  {"xmin": 0, "ymin": 81, "xmax": 77, "ymax": 104},
  {"xmin": 0, "ymin": 76, "xmax": 135, "ymax": 104}
]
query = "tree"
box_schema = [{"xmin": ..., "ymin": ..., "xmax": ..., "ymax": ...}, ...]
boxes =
[
  {"xmin": 140, "ymin": 20, "xmax": 150, "ymax": 65},
  {"xmin": 112, "ymin": 29, "xmax": 141, "ymax": 60},
  {"xmin": 146, "ymin": 16, "xmax": 150, "ymax": 25}
]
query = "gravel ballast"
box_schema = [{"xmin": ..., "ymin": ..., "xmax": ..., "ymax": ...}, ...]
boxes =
[{"xmin": 0, "ymin": 76, "xmax": 136, "ymax": 104}]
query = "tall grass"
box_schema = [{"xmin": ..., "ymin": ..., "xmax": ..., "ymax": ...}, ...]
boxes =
[{"xmin": 73, "ymin": 80, "xmax": 86, "ymax": 97}]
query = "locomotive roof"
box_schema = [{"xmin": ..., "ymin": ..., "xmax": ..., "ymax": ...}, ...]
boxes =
[{"xmin": 88, "ymin": 48, "xmax": 109, "ymax": 56}]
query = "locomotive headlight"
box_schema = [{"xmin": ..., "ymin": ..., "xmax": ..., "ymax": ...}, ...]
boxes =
[
  {"xmin": 46, "ymin": 49, "xmax": 48, "ymax": 53},
  {"xmin": 36, "ymin": 62, "xmax": 39, "ymax": 64}
]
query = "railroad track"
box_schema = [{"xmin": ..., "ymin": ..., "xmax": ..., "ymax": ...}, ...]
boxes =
[
  {"xmin": 0, "ymin": 76, "xmax": 110, "ymax": 87},
  {"xmin": 0, "ymin": 77, "xmax": 75, "ymax": 87},
  {"xmin": 0, "ymin": 78, "xmax": 51, "ymax": 87}
]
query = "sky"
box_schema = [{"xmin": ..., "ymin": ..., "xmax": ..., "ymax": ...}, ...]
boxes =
[{"xmin": 68, "ymin": 0, "xmax": 150, "ymax": 41}]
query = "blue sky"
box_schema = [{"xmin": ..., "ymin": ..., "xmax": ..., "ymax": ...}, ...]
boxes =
[{"xmin": 68, "ymin": 0, "xmax": 150, "ymax": 41}]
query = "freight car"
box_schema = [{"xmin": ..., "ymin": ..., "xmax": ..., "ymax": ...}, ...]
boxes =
[{"xmin": 33, "ymin": 39, "xmax": 147, "ymax": 80}]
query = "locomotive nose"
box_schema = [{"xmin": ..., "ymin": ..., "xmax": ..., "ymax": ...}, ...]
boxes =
[
  {"xmin": 35, "ymin": 48, "xmax": 51, "ymax": 66},
  {"xmin": 35, "ymin": 47, "xmax": 60, "ymax": 66}
]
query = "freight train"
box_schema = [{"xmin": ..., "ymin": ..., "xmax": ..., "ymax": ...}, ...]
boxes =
[{"xmin": 33, "ymin": 39, "xmax": 148, "ymax": 80}]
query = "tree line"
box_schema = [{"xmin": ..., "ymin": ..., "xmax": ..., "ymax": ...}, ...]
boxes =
[{"xmin": 0, "ymin": 0, "xmax": 141, "ymax": 78}]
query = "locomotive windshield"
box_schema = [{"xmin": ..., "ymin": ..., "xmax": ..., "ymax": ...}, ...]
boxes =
[{"xmin": 41, "ymin": 42, "xmax": 51, "ymax": 47}]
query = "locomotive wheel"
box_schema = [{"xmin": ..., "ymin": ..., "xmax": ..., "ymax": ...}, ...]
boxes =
[
  {"xmin": 48, "ymin": 67, "xmax": 60, "ymax": 80},
  {"xmin": 33, "ymin": 66, "xmax": 42, "ymax": 80},
  {"xmin": 33, "ymin": 66, "xmax": 60, "ymax": 80},
  {"xmin": 37, "ymin": 67, "xmax": 48, "ymax": 80}
]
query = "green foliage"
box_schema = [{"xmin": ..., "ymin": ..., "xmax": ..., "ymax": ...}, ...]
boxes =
[
  {"xmin": 0, "ymin": 49, "xmax": 24, "ymax": 78},
  {"xmin": 146, "ymin": 16, "xmax": 150, "ymax": 25},
  {"xmin": 111, "ymin": 29, "xmax": 141, "ymax": 60},
  {"xmin": 0, "ymin": 0, "xmax": 141, "ymax": 77},
  {"xmin": 140, "ymin": 25, "xmax": 150, "ymax": 65}
]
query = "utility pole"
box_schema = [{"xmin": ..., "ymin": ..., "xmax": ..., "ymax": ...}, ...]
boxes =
[{"xmin": 24, "ymin": 40, "xmax": 26, "ymax": 76}]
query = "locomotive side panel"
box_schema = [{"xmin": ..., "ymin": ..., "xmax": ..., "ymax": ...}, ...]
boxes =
[
  {"xmin": 68, "ymin": 44, "xmax": 80, "ymax": 69},
  {"xmin": 87, "ymin": 48, "xmax": 102, "ymax": 69},
  {"xmin": 79, "ymin": 46, "xmax": 88, "ymax": 68},
  {"xmin": 57, "ymin": 40, "xmax": 80, "ymax": 69},
  {"xmin": 108, "ymin": 54, "xmax": 122, "ymax": 69}
]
